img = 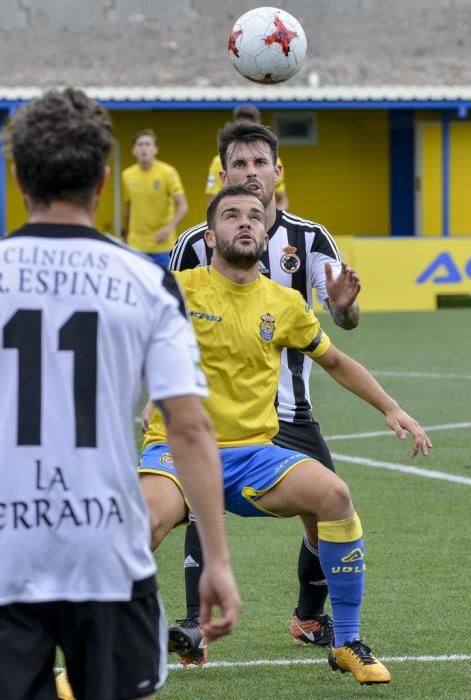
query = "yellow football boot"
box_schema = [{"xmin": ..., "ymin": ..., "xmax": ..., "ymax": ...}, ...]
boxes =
[
  {"xmin": 55, "ymin": 670, "xmax": 75, "ymax": 700},
  {"xmin": 328, "ymin": 640, "xmax": 392, "ymax": 685}
]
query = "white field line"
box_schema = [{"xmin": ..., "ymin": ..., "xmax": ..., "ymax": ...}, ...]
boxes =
[
  {"xmin": 325, "ymin": 421, "xmax": 471, "ymax": 441},
  {"xmin": 331, "ymin": 453, "xmax": 471, "ymax": 486},
  {"xmin": 372, "ymin": 370, "xmax": 471, "ymax": 380},
  {"xmin": 56, "ymin": 654, "xmax": 471, "ymax": 674},
  {"xmin": 311, "ymin": 369, "xmax": 471, "ymax": 380},
  {"xmin": 166, "ymin": 654, "xmax": 471, "ymax": 670}
]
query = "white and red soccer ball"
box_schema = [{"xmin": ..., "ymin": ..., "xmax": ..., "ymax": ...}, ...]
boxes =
[{"xmin": 228, "ymin": 6, "xmax": 307, "ymax": 84}]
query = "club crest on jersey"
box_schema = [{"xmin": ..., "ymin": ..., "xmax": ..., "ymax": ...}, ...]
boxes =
[
  {"xmin": 259, "ymin": 313, "xmax": 275, "ymax": 342},
  {"xmin": 280, "ymin": 245, "xmax": 301, "ymax": 274},
  {"xmin": 153, "ymin": 179, "xmax": 161, "ymax": 191},
  {"xmin": 159, "ymin": 452, "xmax": 175, "ymax": 469}
]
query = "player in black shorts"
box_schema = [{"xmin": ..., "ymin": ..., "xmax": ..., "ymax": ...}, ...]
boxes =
[
  {"xmin": 164, "ymin": 121, "xmax": 360, "ymax": 666},
  {"xmin": 0, "ymin": 88, "xmax": 239, "ymax": 700}
]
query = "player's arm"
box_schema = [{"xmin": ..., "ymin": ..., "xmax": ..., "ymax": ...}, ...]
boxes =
[
  {"xmin": 313, "ymin": 345, "xmax": 432, "ymax": 458},
  {"xmin": 325, "ymin": 261, "xmax": 360, "ymax": 330},
  {"xmin": 156, "ymin": 394, "xmax": 240, "ymax": 640},
  {"xmin": 170, "ymin": 192, "xmax": 189, "ymax": 230},
  {"xmin": 155, "ymin": 193, "xmax": 189, "ymax": 243},
  {"xmin": 122, "ymin": 202, "xmax": 130, "ymax": 243}
]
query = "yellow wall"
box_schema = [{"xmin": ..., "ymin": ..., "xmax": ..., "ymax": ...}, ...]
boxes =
[
  {"xmin": 415, "ymin": 113, "xmax": 471, "ymax": 237},
  {"xmin": 450, "ymin": 122, "xmax": 471, "ymax": 236},
  {"xmin": 276, "ymin": 110, "xmax": 390, "ymax": 235},
  {"xmin": 6, "ymin": 108, "xmax": 391, "ymax": 237}
]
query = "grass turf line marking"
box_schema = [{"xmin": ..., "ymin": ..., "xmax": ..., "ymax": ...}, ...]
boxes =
[
  {"xmin": 372, "ymin": 370, "xmax": 471, "ymax": 380},
  {"xmin": 311, "ymin": 369, "xmax": 471, "ymax": 380},
  {"xmin": 331, "ymin": 453, "xmax": 471, "ymax": 486},
  {"xmin": 167, "ymin": 654, "xmax": 471, "ymax": 670},
  {"xmin": 326, "ymin": 421, "xmax": 471, "ymax": 441},
  {"xmin": 55, "ymin": 654, "xmax": 471, "ymax": 673}
]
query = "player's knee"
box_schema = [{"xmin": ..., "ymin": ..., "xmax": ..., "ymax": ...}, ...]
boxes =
[
  {"xmin": 146, "ymin": 498, "xmax": 183, "ymax": 550},
  {"xmin": 139, "ymin": 475, "xmax": 185, "ymax": 549},
  {"xmin": 323, "ymin": 475, "xmax": 353, "ymax": 519}
]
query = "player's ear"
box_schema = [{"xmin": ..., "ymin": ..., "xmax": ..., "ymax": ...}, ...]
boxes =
[
  {"xmin": 204, "ymin": 228, "xmax": 216, "ymax": 249},
  {"xmin": 220, "ymin": 170, "xmax": 228, "ymax": 185},
  {"xmin": 95, "ymin": 166, "xmax": 110, "ymax": 196},
  {"xmin": 263, "ymin": 232, "xmax": 269, "ymax": 252},
  {"xmin": 274, "ymin": 161, "xmax": 282, "ymax": 183}
]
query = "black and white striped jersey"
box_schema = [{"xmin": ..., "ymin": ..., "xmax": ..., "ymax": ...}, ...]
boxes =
[
  {"xmin": 0, "ymin": 223, "xmax": 206, "ymax": 604},
  {"xmin": 170, "ymin": 209, "xmax": 342, "ymax": 423}
]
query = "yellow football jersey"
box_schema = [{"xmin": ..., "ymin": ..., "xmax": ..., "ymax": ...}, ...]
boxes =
[
  {"xmin": 205, "ymin": 154, "xmax": 286, "ymax": 197},
  {"xmin": 143, "ymin": 266, "xmax": 330, "ymax": 449},
  {"xmin": 122, "ymin": 160, "xmax": 185, "ymax": 253}
]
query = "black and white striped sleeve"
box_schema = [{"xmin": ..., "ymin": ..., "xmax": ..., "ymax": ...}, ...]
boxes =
[
  {"xmin": 309, "ymin": 224, "xmax": 342, "ymax": 304},
  {"xmin": 169, "ymin": 222, "xmax": 209, "ymax": 271}
]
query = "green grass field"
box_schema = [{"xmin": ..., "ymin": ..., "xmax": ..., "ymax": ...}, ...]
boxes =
[{"xmin": 147, "ymin": 309, "xmax": 471, "ymax": 699}]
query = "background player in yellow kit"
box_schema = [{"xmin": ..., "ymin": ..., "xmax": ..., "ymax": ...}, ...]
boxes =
[{"xmin": 122, "ymin": 129, "xmax": 188, "ymax": 267}]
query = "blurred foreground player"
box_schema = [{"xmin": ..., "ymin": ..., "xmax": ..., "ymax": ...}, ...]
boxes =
[{"xmin": 0, "ymin": 88, "xmax": 239, "ymax": 700}]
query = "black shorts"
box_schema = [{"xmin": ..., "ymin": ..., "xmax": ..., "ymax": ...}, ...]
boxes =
[
  {"xmin": 273, "ymin": 419, "xmax": 335, "ymax": 472},
  {"xmin": 0, "ymin": 577, "xmax": 166, "ymax": 700}
]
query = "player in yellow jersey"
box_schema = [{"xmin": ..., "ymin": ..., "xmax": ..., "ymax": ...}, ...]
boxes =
[
  {"xmin": 138, "ymin": 185, "xmax": 432, "ymax": 687},
  {"xmin": 122, "ymin": 129, "xmax": 188, "ymax": 267},
  {"xmin": 205, "ymin": 105, "xmax": 288, "ymax": 210}
]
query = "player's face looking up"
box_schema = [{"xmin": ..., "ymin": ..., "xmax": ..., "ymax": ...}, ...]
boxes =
[
  {"xmin": 206, "ymin": 194, "xmax": 267, "ymax": 269},
  {"xmin": 133, "ymin": 135, "xmax": 158, "ymax": 168},
  {"xmin": 222, "ymin": 140, "xmax": 281, "ymax": 208}
]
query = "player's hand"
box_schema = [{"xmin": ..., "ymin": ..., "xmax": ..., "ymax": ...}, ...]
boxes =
[
  {"xmin": 325, "ymin": 261, "xmax": 361, "ymax": 310},
  {"xmin": 198, "ymin": 561, "xmax": 241, "ymax": 643},
  {"xmin": 155, "ymin": 225, "xmax": 172, "ymax": 243},
  {"xmin": 140, "ymin": 400, "xmax": 154, "ymax": 433},
  {"xmin": 385, "ymin": 407, "xmax": 433, "ymax": 457}
]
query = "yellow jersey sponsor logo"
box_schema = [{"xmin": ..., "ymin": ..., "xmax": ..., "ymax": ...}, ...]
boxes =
[{"xmin": 189, "ymin": 311, "xmax": 223, "ymax": 322}]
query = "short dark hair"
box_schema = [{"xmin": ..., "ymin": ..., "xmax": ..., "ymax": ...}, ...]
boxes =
[
  {"xmin": 4, "ymin": 88, "xmax": 113, "ymax": 206},
  {"xmin": 206, "ymin": 184, "xmax": 264, "ymax": 231},
  {"xmin": 232, "ymin": 104, "xmax": 261, "ymax": 123},
  {"xmin": 133, "ymin": 128, "xmax": 157, "ymax": 145},
  {"xmin": 218, "ymin": 121, "xmax": 278, "ymax": 170}
]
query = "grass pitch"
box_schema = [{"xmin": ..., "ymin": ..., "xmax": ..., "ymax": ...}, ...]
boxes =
[{"xmin": 150, "ymin": 309, "xmax": 471, "ymax": 699}]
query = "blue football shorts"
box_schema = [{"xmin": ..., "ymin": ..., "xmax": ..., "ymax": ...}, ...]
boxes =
[{"xmin": 138, "ymin": 443, "xmax": 311, "ymax": 517}]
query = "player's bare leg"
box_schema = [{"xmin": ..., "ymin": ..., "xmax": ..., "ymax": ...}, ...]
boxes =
[{"xmin": 140, "ymin": 473, "xmax": 188, "ymax": 549}]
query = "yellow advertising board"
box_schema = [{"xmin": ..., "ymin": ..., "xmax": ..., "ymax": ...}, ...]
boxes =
[{"xmin": 314, "ymin": 237, "xmax": 471, "ymax": 312}]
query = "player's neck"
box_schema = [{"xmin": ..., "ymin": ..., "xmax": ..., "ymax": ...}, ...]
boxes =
[
  {"xmin": 211, "ymin": 254, "xmax": 259, "ymax": 285},
  {"xmin": 28, "ymin": 200, "xmax": 95, "ymax": 228},
  {"xmin": 265, "ymin": 196, "xmax": 277, "ymax": 230},
  {"xmin": 138, "ymin": 159, "xmax": 156, "ymax": 171}
]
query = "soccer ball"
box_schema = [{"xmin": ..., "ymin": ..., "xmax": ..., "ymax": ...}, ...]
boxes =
[{"xmin": 228, "ymin": 6, "xmax": 307, "ymax": 84}]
